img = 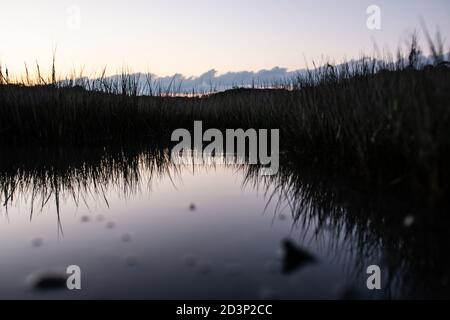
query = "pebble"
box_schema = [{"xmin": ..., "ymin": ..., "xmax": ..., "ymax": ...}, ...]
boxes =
[
  {"xmin": 31, "ymin": 238, "xmax": 43, "ymax": 248},
  {"xmin": 106, "ymin": 221, "xmax": 116, "ymax": 229},
  {"xmin": 121, "ymin": 233, "xmax": 132, "ymax": 242}
]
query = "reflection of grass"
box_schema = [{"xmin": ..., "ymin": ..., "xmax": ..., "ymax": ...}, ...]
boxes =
[
  {"xmin": 1, "ymin": 35, "xmax": 449, "ymax": 201},
  {"xmin": 243, "ymin": 153, "xmax": 450, "ymax": 299},
  {"xmin": 0, "ymin": 146, "xmax": 449, "ymax": 298}
]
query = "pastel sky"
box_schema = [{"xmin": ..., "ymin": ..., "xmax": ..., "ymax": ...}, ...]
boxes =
[{"xmin": 1, "ymin": 0, "xmax": 449, "ymax": 77}]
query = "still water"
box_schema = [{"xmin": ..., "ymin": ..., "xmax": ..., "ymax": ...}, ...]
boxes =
[{"xmin": 0, "ymin": 147, "xmax": 447, "ymax": 299}]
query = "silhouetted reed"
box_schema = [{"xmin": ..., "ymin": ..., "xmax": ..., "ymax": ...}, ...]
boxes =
[{"xmin": 1, "ymin": 33, "xmax": 449, "ymax": 202}]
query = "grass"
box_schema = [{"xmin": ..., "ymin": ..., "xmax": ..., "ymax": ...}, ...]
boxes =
[
  {"xmin": 0, "ymin": 35, "xmax": 449, "ymax": 204},
  {"xmin": 1, "ymin": 145, "xmax": 448, "ymax": 298}
]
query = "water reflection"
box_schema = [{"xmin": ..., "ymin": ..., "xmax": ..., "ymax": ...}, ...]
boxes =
[{"xmin": 0, "ymin": 146, "xmax": 449, "ymax": 299}]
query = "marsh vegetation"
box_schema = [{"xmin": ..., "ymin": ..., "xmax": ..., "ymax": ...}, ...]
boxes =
[
  {"xmin": 0, "ymin": 33, "xmax": 449, "ymax": 299},
  {"xmin": 0, "ymin": 146, "xmax": 448, "ymax": 298},
  {"xmin": 1, "ymin": 37, "xmax": 449, "ymax": 205}
]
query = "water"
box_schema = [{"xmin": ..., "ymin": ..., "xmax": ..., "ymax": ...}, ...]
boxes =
[{"xmin": 0, "ymin": 147, "xmax": 448, "ymax": 299}]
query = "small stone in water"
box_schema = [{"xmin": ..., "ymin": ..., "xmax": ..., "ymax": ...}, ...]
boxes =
[
  {"xmin": 225, "ymin": 264, "xmax": 241, "ymax": 277},
  {"xmin": 189, "ymin": 203, "xmax": 196, "ymax": 211},
  {"xmin": 265, "ymin": 260, "xmax": 279, "ymax": 274},
  {"xmin": 403, "ymin": 215, "xmax": 415, "ymax": 228},
  {"xmin": 106, "ymin": 221, "xmax": 115, "ymax": 229},
  {"xmin": 279, "ymin": 214, "xmax": 287, "ymax": 221},
  {"xmin": 80, "ymin": 215, "xmax": 90, "ymax": 223},
  {"xmin": 31, "ymin": 238, "xmax": 43, "ymax": 248},
  {"xmin": 125, "ymin": 256, "xmax": 138, "ymax": 267},
  {"xmin": 28, "ymin": 270, "xmax": 67, "ymax": 290},
  {"xmin": 183, "ymin": 255, "xmax": 198, "ymax": 267},
  {"xmin": 198, "ymin": 262, "xmax": 212, "ymax": 275},
  {"xmin": 121, "ymin": 233, "xmax": 132, "ymax": 242}
]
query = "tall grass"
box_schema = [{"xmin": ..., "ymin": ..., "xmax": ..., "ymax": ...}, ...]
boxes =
[{"xmin": 0, "ymin": 35, "xmax": 449, "ymax": 202}]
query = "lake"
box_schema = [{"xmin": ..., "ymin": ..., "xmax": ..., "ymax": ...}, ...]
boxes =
[{"xmin": 0, "ymin": 146, "xmax": 448, "ymax": 299}]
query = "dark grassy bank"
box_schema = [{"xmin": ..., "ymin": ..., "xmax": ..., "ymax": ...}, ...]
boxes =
[
  {"xmin": 0, "ymin": 146, "xmax": 448, "ymax": 298},
  {"xmin": 1, "ymin": 44, "xmax": 449, "ymax": 205}
]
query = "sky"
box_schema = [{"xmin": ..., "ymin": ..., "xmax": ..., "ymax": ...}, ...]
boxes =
[{"xmin": 0, "ymin": 0, "xmax": 449, "ymax": 78}]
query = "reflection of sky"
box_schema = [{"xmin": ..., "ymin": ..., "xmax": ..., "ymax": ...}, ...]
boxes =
[
  {"xmin": 0, "ymin": 165, "xmax": 379, "ymax": 299},
  {"xmin": 1, "ymin": 0, "xmax": 449, "ymax": 76}
]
